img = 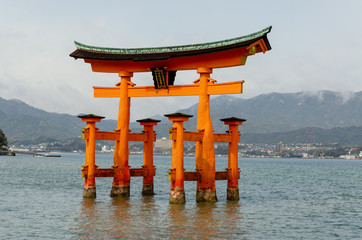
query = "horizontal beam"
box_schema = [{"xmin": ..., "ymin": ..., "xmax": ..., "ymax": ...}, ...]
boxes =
[
  {"xmin": 184, "ymin": 171, "xmax": 201, "ymax": 181},
  {"xmin": 215, "ymin": 171, "xmax": 229, "ymax": 181},
  {"xmin": 83, "ymin": 131, "xmax": 155, "ymax": 142},
  {"xmin": 173, "ymin": 131, "xmax": 203, "ymax": 142},
  {"xmin": 213, "ymin": 133, "xmax": 232, "ymax": 143},
  {"xmin": 82, "ymin": 167, "xmax": 156, "ymax": 178},
  {"xmin": 86, "ymin": 129, "xmax": 231, "ymax": 143},
  {"xmin": 129, "ymin": 133, "xmax": 148, "ymax": 142},
  {"xmin": 95, "ymin": 131, "xmax": 119, "ymax": 141},
  {"xmin": 169, "ymin": 171, "xmax": 235, "ymax": 181},
  {"xmin": 94, "ymin": 81, "xmax": 244, "ymax": 98}
]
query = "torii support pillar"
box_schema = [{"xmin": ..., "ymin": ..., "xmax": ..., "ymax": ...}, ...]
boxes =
[
  {"xmin": 136, "ymin": 118, "xmax": 160, "ymax": 195},
  {"xmin": 78, "ymin": 114, "xmax": 105, "ymax": 198},
  {"xmin": 111, "ymin": 71, "xmax": 133, "ymax": 198},
  {"xmin": 195, "ymin": 67, "xmax": 217, "ymax": 202},
  {"xmin": 221, "ymin": 117, "xmax": 246, "ymax": 201},
  {"xmin": 165, "ymin": 112, "xmax": 193, "ymax": 204}
]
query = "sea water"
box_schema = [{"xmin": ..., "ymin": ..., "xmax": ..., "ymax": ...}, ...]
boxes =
[{"xmin": 0, "ymin": 153, "xmax": 361, "ymax": 239}]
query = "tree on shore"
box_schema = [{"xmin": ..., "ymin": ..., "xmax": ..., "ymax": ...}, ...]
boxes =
[{"xmin": 0, "ymin": 129, "xmax": 8, "ymax": 148}]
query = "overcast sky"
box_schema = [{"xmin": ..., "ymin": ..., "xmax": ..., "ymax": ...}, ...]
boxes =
[{"xmin": 1, "ymin": 0, "xmax": 361, "ymax": 121}]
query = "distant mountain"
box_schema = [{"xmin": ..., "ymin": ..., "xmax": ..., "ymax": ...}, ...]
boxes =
[
  {"xmin": 171, "ymin": 90, "xmax": 362, "ymax": 134},
  {"xmin": 0, "ymin": 97, "xmax": 117, "ymax": 142},
  {"xmin": 241, "ymin": 126, "xmax": 362, "ymax": 145},
  {"xmin": 1, "ymin": 90, "xmax": 361, "ymax": 145}
]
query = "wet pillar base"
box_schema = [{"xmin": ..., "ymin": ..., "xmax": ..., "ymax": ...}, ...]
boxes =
[
  {"xmin": 169, "ymin": 189, "xmax": 186, "ymax": 204},
  {"xmin": 83, "ymin": 187, "xmax": 96, "ymax": 198},
  {"xmin": 110, "ymin": 186, "xmax": 130, "ymax": 198},
  {"xmin": 227, "ymin": 188, "xmax": 239, "ymax": 201},
  {"xmin": 196, "ymin": 189, "xmax": 218, "ymax": 202},
  {"xmin": 142, "ymin": 184, "xmax": 154, "ymax": 196}
]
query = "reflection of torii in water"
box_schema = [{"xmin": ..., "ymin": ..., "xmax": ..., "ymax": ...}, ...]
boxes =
[{"xmin": 71, "ymin": 26, "xmax": 272, "ymax": 203}]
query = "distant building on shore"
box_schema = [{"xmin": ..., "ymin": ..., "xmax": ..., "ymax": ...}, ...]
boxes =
[
  {"xmin": 101, "ymin": 145, "xmax": 113, "ymax": 153},
  {"xmin": 154, "ymin": 137, "xmax": 172, "ymax": 150},
  {"xmin": 277, "ymin": 141, "xmax": 283, "ymax": 154},
  {"xmin": 339, "ymin": 154, "xmax": 357, "ymax": 160}
]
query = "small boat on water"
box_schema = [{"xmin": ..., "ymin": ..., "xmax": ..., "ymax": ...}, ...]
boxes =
[
  {"xmin": 33, "ymin": 153, "xmax": 61, "ymax": 157},
  {"xmin": 0, "ymin": 150, "xmax": 16, "ymax": 156},
  {"xmin": 45, "ymin": 154, "xmax": 61, "ymax": 157}
]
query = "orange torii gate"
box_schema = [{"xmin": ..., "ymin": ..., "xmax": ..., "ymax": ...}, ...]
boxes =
[{"xmin": 71, "ymin": 26, "xmax": 272, "ymax": 203}]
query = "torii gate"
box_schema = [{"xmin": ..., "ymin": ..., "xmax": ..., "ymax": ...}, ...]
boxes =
[{"xmin": 71, "ymin": 26, "xmax": 272, "ymax": 203}]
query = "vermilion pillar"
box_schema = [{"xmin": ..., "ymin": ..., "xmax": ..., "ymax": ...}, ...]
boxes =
[
  {"xmin": 111, "ymin": 71, "xmax": 133, "ymax": 197},
  {"xmin": 136, "ymin": 118, "xmax": 160, "ymax": 195},
  {"xmin": 78, "ymin": 114, "xmax": 104, "ymax": 198},
  {"xmin": 195, "ymin": 67, "xmax": 217, "ymax": 202},
  {"xmin": 165, "ymin": 112, "xmax": 193, "ymax": 204},
  {"xmin": 221, "ymin": 117, "xmax": 246, "ymax": 200}
]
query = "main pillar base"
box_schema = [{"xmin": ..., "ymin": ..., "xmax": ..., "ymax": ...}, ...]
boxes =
[
  {"xmin": 196, "ymin": 189, "xmax": 218, "ymax": 202},
  {"xmin": 110, "ymin": 186, "xmax": 130, "ymax": 198},
  {"xmin": 83, "ymin": 187, "xmax": 96, "ymax": 198},
  {"xmin": 142, "ymin": 184, "xmax": 154, "ymax": 196},
  {"xmin": 169, "ymin": 189, "xmax": 186, "ymax": 204},
  {"xmin": 227, "ymin": 188, "xmax": 239, "ymax": 201}
]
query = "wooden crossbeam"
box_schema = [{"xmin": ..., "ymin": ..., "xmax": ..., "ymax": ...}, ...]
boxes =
[
  {"xmin": 214, "ymin": 133, "xmax": 232, "ymax": 143},
  {"xmin": 93, "ymin": 81, "xmax": 244, "ymax": 98},
  {"xmin": 83, "ymin": 131, "xmax": 155, "ymax": 142},
  {"xmin": 129, "ymin": 133, "xmax": 148, "ymax": 142},
  {"xmin": 82, "ymin": 168, "xmax": 156, "ymax": 178},
  {"xmin": 215, "ymin": 171, "xmax": 228, "ymax": 181},
  {"xmin": 85, "ymin": 168, "xmax": 238, "ymax": 180},
  {"xmin": 95, "ymin": 131, "xmax": 119, "ymax": 141},
  {"xmin": 168, "ymin": 171, "xmax": 236, "ymax": 181},
  {"xmin": 173, "ymin": 131, "xmax": 203, "ymax": 142}
]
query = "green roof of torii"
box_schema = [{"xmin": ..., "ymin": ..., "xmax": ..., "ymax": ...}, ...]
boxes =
[
  {"xmin": 70, "ymin": 26, "xmax": 272, "ymax": 62},
  {"xmin": 73, "ymin": 26, "xmax": 271, "ymax": 55}
]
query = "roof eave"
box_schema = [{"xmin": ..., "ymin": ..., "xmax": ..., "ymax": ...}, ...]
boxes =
[{"xmin": 70, "ymin": 26, "xmax": 272, "ymax": 61}]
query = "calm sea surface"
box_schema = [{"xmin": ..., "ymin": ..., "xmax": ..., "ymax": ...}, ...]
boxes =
[{"xmin": 0, "ymin": 153, "xmax": 361, "ymax": 239}]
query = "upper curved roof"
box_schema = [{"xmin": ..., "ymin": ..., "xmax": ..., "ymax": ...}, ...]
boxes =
[{"xmin": 70, "ymin": 26, "xmax": 272, "ymax": 62}]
